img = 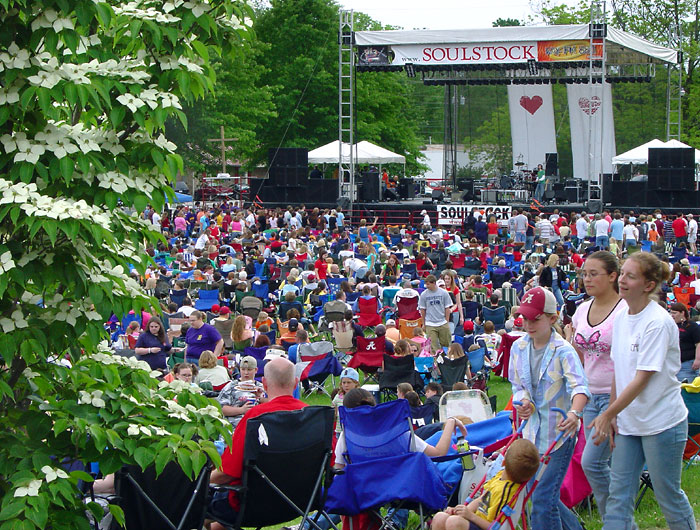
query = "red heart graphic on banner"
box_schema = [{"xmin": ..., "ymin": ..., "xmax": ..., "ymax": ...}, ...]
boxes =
[
  {"xmin": 520, "ymin": 95, "xmax": 543, "ymax": 115},
  {"xmin": 579, "ymin": 96, "xmax": 601, "ymax": 115}
]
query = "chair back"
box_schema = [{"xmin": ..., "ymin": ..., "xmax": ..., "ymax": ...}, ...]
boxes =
[
  {"xmin": 239, "ymin": 407, "xmax": 334, "ymax": 527},
  {"xmin": 240, "ymin": 296, "xmax": 264, "ymax": 319},
  {"xmin": 243, "ymin": 346, "xmax": 269, "ymax": 378},
  {"xmin": 332, "ymin": 324, "xmax": 355, "ymax": 352},
  {"xmin": 380, "ymin": 354, "xmax": 424, "ymax": 392},
  {"xmin": 402, "ymin": 263, "xmax": 418, "ymax": 279},
  {"xmin": 298, "ymin": 341, "xmax": 334, "ymax": 362},
  {"xmin": 326, "ymin": 277, "xmax": 348, "ymax": 297},
  {"xmin": 462, "ymin": 301, "xmax": 480, "ymax": 321},
  {"xmin": 410, "ymin": 402, "xmax": 436, "ymax": 428},
  {"xmin": 357, "ymin": 297, "xmax": 381, "ymax": 327},
  {"xmin": 169, "ymin": 289, "xmax": 188, "ymax": 307},
  {"xmin": 323, "ymin": 300, "xmax": 347, "ymax": 323},
  {"xmin": 193, "ymin": 288, "xmax": 220, "ymax": 311},
  {"xmin": 467, "ymin": 346, "xmax": 487, "ymax": 373},
  {"xmin": 436, "ymin": 355, "xmax": 468, "ymax": 391},
  {"xmin": 674, "ymin": 286, "xmax": 692, "ymax": 308},
  {"xmin": 213, "ymin": 318, "xmax": 235, "ymax": 349},
  {"xmin": 481, "ymin": 305, "xmax": 506, "ymax": 331},
  {"xmin": 438, "ymin": 389, "xmax": 493, "ymax": 423},
  {"xmin": 398, "ymin": 317, "xmax": 423, "ymax": 340},
  {"xmin": 396, "ymin": 297, "xmax": 421, "ymax": 321},
  {"xmin": 252, "ymin": 280, "xmax": 270, "ymax": 302},
  {"xmin": 338, "ymin": 400, "xmax": 413, "ymax": 464},
  {"xmin": 450, "ymin": 254, "xmax": 466, "ymax": 269},
  {"xmin": 472, "ymin": 291, "xmax": 488, "ymax": 306},
  {"xmin": 382, "ymin": 287, "xmax": 400, "ymax": 308},
  {"xmin": 348, "ymin": 337, "xmax": 386, "ymax": 372},
  {"xmin": 113, "ymin": 460, "xmax": 210, "ymax": 530},
  {"xmin": 501, "ymin": 287, "xmax": 518, "ymax": 308}
]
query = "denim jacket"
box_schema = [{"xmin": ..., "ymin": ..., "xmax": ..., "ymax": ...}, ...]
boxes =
[{"xmin": 509, "ymin": 330, "xmax": 590, "ymax": 453}]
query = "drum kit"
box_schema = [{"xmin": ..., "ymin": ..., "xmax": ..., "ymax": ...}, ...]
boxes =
[{"xmin": 500, "ymin": 160, "xmax": 536, "ymax": 193}]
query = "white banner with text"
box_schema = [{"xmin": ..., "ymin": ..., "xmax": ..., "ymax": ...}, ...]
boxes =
[{"xmin": 438, "ymin": 204, "xmax": 512, "ymax": 226}]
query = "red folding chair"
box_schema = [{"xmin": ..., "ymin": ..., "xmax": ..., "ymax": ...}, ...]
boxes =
[
  {"xmin": 348, "ymin": 336, "xmax": 386, "ymax": 383},
  {"xmin": 396, "ymin": 296, "xmax": 421, "ymax": 321},
  {"xmin": 674, "ymin": 286, "xmax": 692, "ymax": 308},
  {"xmin": 450, "ymin": 254, "xmax": 466, "ymax": 269},
  {"xmin": 357, "ymin": 296, "xmax": 382, "ymax": 327}
]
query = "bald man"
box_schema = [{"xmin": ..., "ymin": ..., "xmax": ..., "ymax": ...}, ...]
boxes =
[{"xmin": 208, "ymin": 358, "xmax": 305, "ymax": 527}]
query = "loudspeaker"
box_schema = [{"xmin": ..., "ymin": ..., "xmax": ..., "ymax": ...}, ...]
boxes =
[
  {"xmin": 309, "ymin": 179, "xmax": 338, "ymax": 203},
  {"xmin": 565, "ymin": 186, "xmax": 579, "ymax": 203},
  {"xmin": 359, "ymin": 172, "xmax": 380, "ymax": 202},
  {"xmin": 457, "ymin": 179, "xmax": 474, "ymax": 191},
  {"xmin": 545, "ymin": 153, "xmax": 558, "ymax": 177},
  {"xmin": 268, "ymin": 148, "xmax": 309, "ymax": 187},
  {"xmin": 384, "ymin": 188, "xmax": 399, "ymax": 201},
  {"xmin": 398, "ymin": 178, "xmax": 415, "ymax": 200},
  {"xmin": 460, "ymin": 189, "xmax": 475, "ymax": 202},
  {"xmin": 431, "ymin": 189, "xmax": 444, "ymax": 202},
  {"xmin": 588, "ymin": 198, "xmax": 603, "ymax": 213}
]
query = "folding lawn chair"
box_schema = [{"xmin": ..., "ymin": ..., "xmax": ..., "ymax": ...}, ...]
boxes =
[
  {"xmin": 296, "ymin": 341, "xmax": 343, "ymax": 398},
  {"xmin": 467, "ymin": 346, "xmax": 490, "ymax": 390},
  {"xmin": 379, "ymin": 354, "xmax": 424, "ymax": 401},
  {"xmin": 243, "ymin": 346, "xmax": 269, "ymax": 380},
  {"xmin": 347, "ymin": 336, "xmax": 386, "ymax": 384},
  {"xmin": 169, "ymin": 289, "xmax": 187, "ymax": 308},
  {"xmin": 331, "ymin": 320, "xmax": 355, "ymax": 363},
  {"xmin": 111, "ymin": 459, "xmax": 210, "ymax": 530},
  {"xmin": 682, "ymin": 388, "xmax": 700, "ymax": 469},
  {"xmin": 438, "ymin": 389, "xmax": 493, "ymax": 424},
  {"xmin": 410, "ymin": 402, "xmax": 436, "ymax": 429},
  {"xmin": 240, "ymin": 296, "xmax": 264, "ymax": 320},
  {"xmin": 414, "ymin": 357, "xmax": 434, "ymax": 385},
  {"xmin": 398, "ymin": 317, "xmax": 423, "ymax": 340},
  {"xmin": 481, "ymin": 306, "xmax": 506, "ymax": 331},
  {"xmin": 357, "ymin": 297, "xmax": 382, "ymax": 327},
  {"xmin": 209, "ymin": 407, "xmax": 337, "ymax": 530},
  {"xmin": 213, "ymin": 318, "xmax": 235, "ymax": 350},
  {"xmin": 396, "ymin": 297, "xmax": 421, "ymax": 321},
  {"xmin": 326, "ymin": 400, "xmax": 451, "ymax": 529},
  {"xmin": 435, "ymin": 355, "xmax": 468, "ymax": 391}
]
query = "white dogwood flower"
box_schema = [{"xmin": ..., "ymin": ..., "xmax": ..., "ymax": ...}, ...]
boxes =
[
  {"xmin": 27, "ymin": 69, "xmax": 62, "ymax": 89},
  {"xmin": 41, "ymin": 466, "xmax": 69, "ymax": 483},
  {"xmin": 116, "ymin": 93, "xmax": 146, "ymax": 113},
  {"xmin": 14, "ymin": 479, "xmax": 42, "ymax": 497},
  {"xmin": 0, "ymin": 251, "xmax": 15, "ymax": 274}
]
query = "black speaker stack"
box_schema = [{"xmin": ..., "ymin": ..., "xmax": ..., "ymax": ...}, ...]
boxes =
[
  {"xmin": 646, "ymin": 147, "xmax": 696, "ymax": 208},
  {"xmin": 398, "ymin": 178, "xmax": 416, "ymax": 200},
  {"xmin": 359, "ymin": 171, "xmax": 380, "ymax": 202},
  {"xmin": 545, "ymin": 153, "xmax": 558, "ymax": 177}
]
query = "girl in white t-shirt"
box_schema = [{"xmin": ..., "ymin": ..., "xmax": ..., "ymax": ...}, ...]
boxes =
[
  {"xmin": 590, "ymin": 253, "xmax": 696, "ymax": 529},
  {"xmin": 565, "ymin": 251, "xmax": 625, "ymax": 518}
]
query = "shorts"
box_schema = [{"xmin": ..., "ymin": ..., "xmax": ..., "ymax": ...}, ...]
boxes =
[{"xmin": 207, "ymin": 489, "xmax": 239, "ymax": 525}]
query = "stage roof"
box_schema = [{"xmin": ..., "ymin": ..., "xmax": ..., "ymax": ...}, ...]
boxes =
[
  {"xmin": 354, "ymin": 24, "xmax": 677, "ymax": 69},
  {"xmin": 308, "ymin": 140, "xmax": 406, "ymax": 164}
]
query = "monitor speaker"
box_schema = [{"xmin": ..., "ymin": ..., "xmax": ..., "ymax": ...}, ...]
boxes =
[
  {"xmin": 431, "ymin": 189, "xmax": 444, "ymax": 202},
  {"xmin": 398, "ymin": 178, "xmax": 415, "ymax": 199},
  {"xmin": 359, "ymin": 173, "xmax": 380, "ymax": 202},
  {"xmin": 588, "ymin": 198, "xmax": 603, "ymax": 213}
]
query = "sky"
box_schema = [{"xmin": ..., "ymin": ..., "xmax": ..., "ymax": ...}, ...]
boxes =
[{"xmin": 337, "ymin": 0, "xmax": 568, "ymax": 30}]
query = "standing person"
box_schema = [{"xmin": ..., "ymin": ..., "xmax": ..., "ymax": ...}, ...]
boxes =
[
  {"xmin": 669, "ymin": 302, "xmax": 700, "ymax": 383},
  {"xmin": 594, "ymin": 214, "xmax": 610, "ymax": 250},
  {"xmin": 575, "ymin": 212, "xmax": 589, "ymax": 250},
  {"xmin": 185, "ymin": 310, "xmax": 224, "ymax": 363},
  {"xmin": 133, "ymin": 316, "xmax": 171, "ymax": 370},
  {"xmin": 672, "ymin": 214, "xmax": 688, "ymax": 246},
  {"xmin": 538, "ymin": 254, "xmax": 565, "ymax": 308},
  {"xmin": 687, "ymin": 213, "xmax": 698, "ymax": 256},
  {"xmin": 590, "ymin": 253, "xmax": 696, "ymax": 530},
  {"xmin": 510, "ymin": 287, "xmax": 588, "ymax": 530},
  {"xmin": 565, "ymin": 251, "xmax": 625, "ymax": 519},
  {"xmin": 418, "ymin": 275, "xmax": 453, "ymax": 354},
  {"xmin": 513, "ymin": 209, "xmax": 528, "ymax": 246},
  {"xmin": 534, "ymin": 164, "xmax": 546, "ymax": 203},
  {"xmin": 421, "ymin": 209, "xmax": 431, "ymax": 230}
]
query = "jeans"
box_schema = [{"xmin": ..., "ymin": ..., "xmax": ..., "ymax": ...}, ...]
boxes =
[
  {"xmin": 595, "ymin": 235, "xmax": 609, "ymax": 250},
  {"xmin": 552, "ymin": 283, "xmax": 565, "ymax": 307},
  {"xmin": 529, "ymin": 437, "xmax": 582, "ymax": 530},
  {"xmin": 534, "ymin": 181, "xmax": 545, "ymax": 202},
  {"xmin": 301, "ymin": 512, "xmax": 341, "ymax": 530},
  {"xmin": 604, "ymin": 420, "xmax": 695, "ymax": 530},
  {"xmin": 582, "ymin": 393, "xmax": 612, "ymax": 517},
  {"xmin": 355, "ymin": 267, "xmax": 368, "ymax": 280},
  {"xmin": 386, "ymin": 508, "xmax": 408, "ymax": 529},
  {"xmin": 515, "ymin": 232, "xmax": 526, "ymax": 244},
  {"xmin": 677, "ymin": 359, "xmax": 699, "ymax": 383},
  {"xmin": 525, "ymin": 235, "xmax": 535, "ymax": 250}
]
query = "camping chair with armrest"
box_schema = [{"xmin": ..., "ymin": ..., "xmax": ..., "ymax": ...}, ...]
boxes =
[
  {"xmin": 357, "ymin": 296, "xmax": 382, "ymax": 328},
  {"xmin": 326, "ymin": 277, "xmax": 348, "ymax": 298},
  {"xmin": 240, "ymin": 296, "xmax": 264, "ymax": 320},
  {"xmin": 243, "ymin": 346, "xmax": 269, "ymax": 380},
  {"xmin": 194, "ymin": 289, "xmax": 220, "ymax": 311},
  {"xmin": 379, "ymin": 354, "xmax": 425, "ymax": 402},
  {"xmin": 438, "ymin": 389, "xmax": 494, "ymax": 424},
  {"xmin": 402, "ymin": 263, "xmax": 418, "ymax": 280},
  {"xmin": 682, "ymin": 388, "xmax": 700, "ymax": 470},
  {"xmin": 234, "ymin": 290, "xmax": 256, "ymax": 313},
  {"xmin": 170, "ymin": 289, "xmax": 188, "ymax": 308},
  {"xmin": 410, "ymin": 402, "xmax": 437, "ymax": 429},
  {"xmin": 331, "ymin": 320, "xmax": 355, "ymax": 364},
  {"xmin": 213, "ymin": 318, "xmax": 235, "ymax": 350},
  {"xmin": 382, "ymin": 287, "xmax": 401, "ymax": 311},
  {"xmin": 296, "ymin": 341, "xmax": 343, "ymax": 398},
  {"xmin": 112, "ymin": 459, "xmax": 211, "ymax": 530},
  {"xmin": 481, "ymin": 306, "xmax": 506, "ymax": 332},
  {"xmin": 208, "ymin": 407, "xmax": 338, "ymax": 530},
  {"xmin": 462, "ymin": 301, "xmax": 480, "ymax": 322},
  {"xmin": 347, "ymin": 336, "xmax": 386, "ymax": 384},
  {"xmin": 435, "ymin": 355, "xmax": 468, "ymax": 392},
  {"xmin": 396, "ymin": 296, "xmax": 421, "ymax": 321},
  {"xmin": 325, "ymin": 400, "xmax": 451, "ymax": 530},
  {"xmin": 398, "ymin": 317, "xmax": 424, "ymax": 340},
  {"xmin": 466, "ymin": 346, "xmax": 490, "ymax": 391},
  {"xmin": 414, "ymin": 356, "xmax": 434, "ymax": 385},
  {"xmin": 251, "ymin": 280, "xmax": 270, "ymax": 302},
  {"xmin": 501, "ymin": 286, "xmax": 519, "ymax": 308}
]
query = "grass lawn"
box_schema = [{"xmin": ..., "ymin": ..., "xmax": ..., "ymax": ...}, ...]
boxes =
[{"xmin": 297, "ymin": 376, "xmax": 700, "ymax": 530}]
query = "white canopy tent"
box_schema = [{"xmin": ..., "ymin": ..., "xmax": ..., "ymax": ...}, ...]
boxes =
[
  {"xmin": 612, "ymin": 139, "xmax": 700, "ymax": 166},
  {"xmin": 308, "ymin": 140, "xmax": 406, "ymax": 165}
]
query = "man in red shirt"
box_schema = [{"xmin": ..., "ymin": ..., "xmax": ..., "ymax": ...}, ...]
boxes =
[
  {"xmin": 672, "ymin": 214, "xmax": 688, "ymax": 245},
  {"xmin": 208, "ymin": 358, "xmax": 305, "ymax": 528}
]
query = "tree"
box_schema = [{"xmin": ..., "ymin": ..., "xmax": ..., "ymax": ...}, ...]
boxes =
[{"xmin": 0, "ymin": 0, "xmax": 252, "ymax": 527}]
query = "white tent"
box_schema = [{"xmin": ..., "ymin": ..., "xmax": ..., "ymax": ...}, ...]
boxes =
[
  {"xmin": 612, "ymin": 139, "xmax": 700, "ymax": 165},
  {"xmin": 308, "ymin": 140, "xmax": 406, "ymax": 165}
]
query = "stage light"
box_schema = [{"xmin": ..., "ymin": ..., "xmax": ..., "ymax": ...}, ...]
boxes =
[
  {"xmin": 527, "ymin": 59, "xmax": 538, "ymax": 75},
  {"xmin": 535, "ymin": 79, "xmax": 543, "ymax": 84},
  {"xmin": 404, "ymin": 63, "xmax": 416, "ymax": 77}
]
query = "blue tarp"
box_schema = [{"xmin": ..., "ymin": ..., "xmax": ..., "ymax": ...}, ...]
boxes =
[{"xmin": 165, "ymin": 191, "xmax": 193, "ymax": 203}]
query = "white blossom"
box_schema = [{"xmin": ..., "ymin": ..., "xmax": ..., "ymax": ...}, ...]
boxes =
[
  {"xmin": 14, "ymin": 479, "xmax": 42, "ymax": 498},
  {"xmin": 31, "ymin": 9, "xmax": 75, "ymax": 32},
  {"xmin": 27, "ymin": 69, "xmax": 62, "ymax": 89},
  {"xmin": 116, "ymin": 93, "xmax": 146, "ymax": 113},
  {"xmin": 0, "ymin": 251, "xmax": 15, "ymax": 274},
  {"xmin": 41, "ymin": 465, "xmax": 69, "ymax": 483}
]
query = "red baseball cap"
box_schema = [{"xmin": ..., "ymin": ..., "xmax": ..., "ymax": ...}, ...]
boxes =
[
  {"xmin": 219, "ymin": 306, "xmax": 231, "ymax": 315},
  {"xmin": 518, "ymin": 287, "xmax": 557, "ymax": 320},
  {"xmin": 513, "ymin": 316, "xmax": 523, "ymax": 328},
  {"xmin": 211, "ymin": 304, "xmax": 220, "ymax": 313},
  {"xmin": 463, "ymin": 320, "xmax": 474, "ymax": 332}
]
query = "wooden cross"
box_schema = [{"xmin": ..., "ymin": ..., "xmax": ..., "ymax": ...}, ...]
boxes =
[{"xmin": 207, "ymin": 126, "xmax": 237, "ymax": 174}]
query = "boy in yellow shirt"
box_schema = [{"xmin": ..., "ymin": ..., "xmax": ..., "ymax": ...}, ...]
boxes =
[{"xmin": 431, "ymin": 439, "xmax": 540, "ymax": 530}]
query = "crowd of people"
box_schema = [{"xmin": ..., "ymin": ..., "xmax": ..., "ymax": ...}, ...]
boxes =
[{"xmin": 114, "ymin": 201, "xmax": 700, "ymax": 530}]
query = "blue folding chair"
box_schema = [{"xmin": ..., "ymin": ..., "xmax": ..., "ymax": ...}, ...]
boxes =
[
  {"xmin": 414, "ymin": 357, "xmax": 434, "ymax": 385},
  {"xmin": 243, "ymin": 346, "xmax": 269, "ymax": 380},
  {"xmin": 194, "ymin": 288, "xmax": 220, "ymax": 311},
  {"xmin": 326, "ymin": 400, "xmax": 450, "ymax": 522},
  {"xmin": 481, "ymin": 306, "xmax": 506, "ymax": 331},
  {"xmin": 251, "ymin": 280, "xmax": 270, "ymax": 302}
]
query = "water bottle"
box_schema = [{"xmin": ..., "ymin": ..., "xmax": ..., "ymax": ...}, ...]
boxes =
[{"xmin": 457, "ymin": 439, "xmax": 474, "ymax": 471}]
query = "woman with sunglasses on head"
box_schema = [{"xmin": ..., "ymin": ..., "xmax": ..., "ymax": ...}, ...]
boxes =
[
  {"xmin": 590, "ymin": 253, "xmax": 696, "ymax": 530},
  {"xmin": 564, "ymin": 251, "xmax": 625, "ymax": 519}
]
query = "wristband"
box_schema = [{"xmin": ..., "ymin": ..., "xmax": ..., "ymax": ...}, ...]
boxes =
[{"xmin": 568, "ymin": 409, "xmax": 583, "ymax": 419}]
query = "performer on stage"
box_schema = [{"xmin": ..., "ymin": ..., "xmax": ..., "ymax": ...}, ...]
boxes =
[{"xmin": 534, "ymin": 163, "xmax": 546, "ymax": 203}]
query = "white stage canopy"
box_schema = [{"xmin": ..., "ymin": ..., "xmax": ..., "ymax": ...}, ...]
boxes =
[
  {"xmin": 308, "ymin": 140, "xmax": 406, "ymax": 164},
  {"xmin": 354, "ymin": 24, "xmax": 677, "ymax": 68},
  {"xmin": 612, "ymin": 139, "xmax": 700, "ymax": 165}
]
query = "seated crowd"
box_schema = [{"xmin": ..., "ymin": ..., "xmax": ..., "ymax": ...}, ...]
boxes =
[{"xmin": 106, "ymin": 203, "xmax": 699, "ymax": 530}]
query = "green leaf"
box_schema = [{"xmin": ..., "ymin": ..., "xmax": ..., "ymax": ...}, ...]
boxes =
[
  {"xmin": 20, "ymin": 86, "xmax": 36, "ymax": 110},
  {"xmin": 43, "ymin": 220, "xmax": 58, "ymax": 245},
  {"xmin": 177, "ymin": 451, "xmax": 193, "ymax": 479},
  {"xmin": 177, "ymin": 71, "xmax": 190, "ymax": 96},
  {"xmin": 150, "ymin": 149, "xmax": 164, "ymax": 169},
  {"xmin": 95, "ymin": 2, "xmax": 112, "ymax": 26},
  {"xmin": 26, "ymin": 507, "xmax": 47, "ymax": 529},
  {"xmin": 59, "ymin": 157, "xmax": 74, "ymax": 182},
  {"xmin": 133, "ymin": 194, "xmax": 147, "ymax": 213},
  {"xmin": 0, "ymin": 107, "xmax": 10, "ymax": 127},
  {"xmin": 190, "ymin": 450, "xmax": 207, "ymax": 475},
  {"xmin": 19, "ymin": 163, "xmax": 34, "ymax": 183},
  {"xmin": 155, "ymin": 448, "xmax": 172, "ymax": 476},
  {"xmin": 134, "ymin": 446, "xmax": 150, "ymax": 470},
  {"xmin": 0, "ymin": 502, "xmax": 24, "ymax": 521},
  {"xmin": 110, "ymin": 106, "xmax": 125, "ymax": 127},
  {"xmin": 64, "ymin": 83, "xmax": 78, "ymax": 106},
  {"xmin": 192, "ymin": 40, "xmax": 209, "ymax": 62},
  {"xmin": 108, "ymin": 504, "xmax": 125, "ymax": 527}
]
